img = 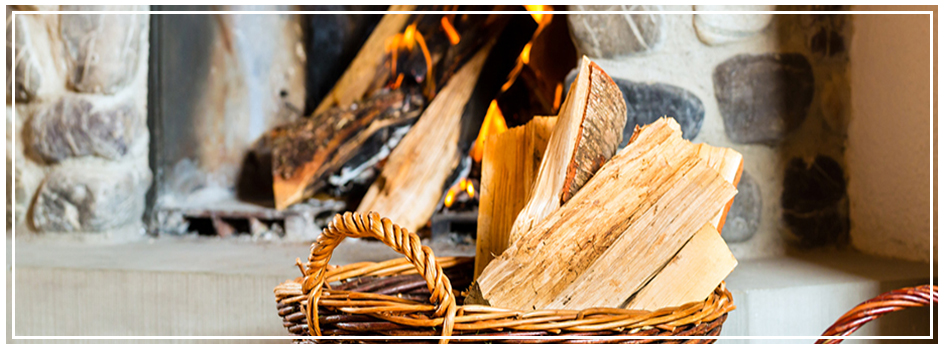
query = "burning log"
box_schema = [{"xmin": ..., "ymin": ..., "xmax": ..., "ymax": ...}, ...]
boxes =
[
  {"xmin": 312, "ymin": 5, "xmax": 416, "ymax": 115},
  {"xmin": 355, "ymin": 42, "xmax": 495, "ymax": 233},
  {"xmin": 468, "ymin": 118, "xmax": 738, "ymax": 310},
  {"xmin": 250, "ymin": 8, "xmax": 511, "ymax": 209},
  {"xmin": 263, "ymin": 89, "xmax": 425, "ymax": 209},
  {"xmin": 474, "ymin": 116, "xmax": 556, "ymax": 278},
  {"xmin": 507, "ymin": 56, "xmax": 628, "ymax": 244},
  {"xmin": 353, "ymin": 13, "xmax": 537, "ymax": 233},
  {"xmin": 496, "ymin": 9, "xmax": 575, "ymax": 127}
]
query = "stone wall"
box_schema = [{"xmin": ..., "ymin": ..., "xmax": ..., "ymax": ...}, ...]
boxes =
[
  {"xmin": 8, "ymin": 6, "xmax": 151, "ymax": 240},
  {"xmin": 565, "ymin": 6, "xmax": 852, "ymax": 260}
]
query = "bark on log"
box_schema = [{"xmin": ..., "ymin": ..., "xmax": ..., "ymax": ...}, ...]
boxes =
[
  {"xmin": 267, "ymin": 89, "xmax": 424, "ymax": 209},
  {"xmin": 508, "ymin": 56, "xmax": 627, "ymax": 244},
  {"xmin": 262, "ymin": 10, "xmax": 510, "ymax": 209}
]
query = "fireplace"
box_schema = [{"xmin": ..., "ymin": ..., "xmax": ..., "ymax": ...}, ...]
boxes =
[
  {"xmin": 142, "ymin": 5, "xmax": 578, "ymax": 242},
  {"xmin": 8, "ymin": 5, "xmax": 932, "ymax": 266},
  {"xmin": 7, "ymin": 5, "xmax": 935, "ymax": 342}
]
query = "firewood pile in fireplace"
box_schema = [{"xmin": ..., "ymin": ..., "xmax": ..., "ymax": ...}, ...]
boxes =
[{"xmin": 230, "ymin": 5, "xmax": 574, "ymax": 240}]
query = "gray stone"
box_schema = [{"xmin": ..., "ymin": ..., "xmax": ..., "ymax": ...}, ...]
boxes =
[
  {"xmin": 693, "ymin": 5, "xmax": 775, "ymax": 46},
  {"xmin": 32, "ymin": 165, "xmax": 151, "ymax": 232},
  {"xmin": 781, "ymin": 155, "xmax": 848, "ymax": 247},
  {"xmin": 60, "ymin": 6, "xmax": 147, "ymax": 94},
  {"xmin": 565, "ymin": 69, "xmax": 704, "ymax": 144},
  {"xmin": 566, "ymin": 5, "xmax": 664, "ymax": 58},
  {"xmin": 721, "ymin": 171, "xmax": 761, "ymax": 243},
  {"xmin": 30, "ymin": 96, "xmax": 143, "ymax": 162},
  {"xmin": 713, "ymin": 53, "xmax": 815, "ymax": 145}
]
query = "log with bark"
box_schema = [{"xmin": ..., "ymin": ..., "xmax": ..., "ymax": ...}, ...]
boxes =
[
  {"xmin": 507, "ymin": 56, "xmax": 628, "ymax": 244},
  {"xmin": 468, "ymin": 118, "xmax": 738, "ymax": 310},
  {"xmin": 243, "ymin": 9, "xmax": 512, "ymax": 209}
]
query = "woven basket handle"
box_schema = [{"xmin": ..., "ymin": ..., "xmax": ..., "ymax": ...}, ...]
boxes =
[
  {"xmin": 300, "ymin": 212, "xmax": 457, "ymax": 343},
  {"xmin": 816, "ymin": 284, "xmax": 937, "ymax": 344}
]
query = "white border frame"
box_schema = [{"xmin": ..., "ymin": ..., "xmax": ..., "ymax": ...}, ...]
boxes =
[{"xmin": 3, "ymin": 6, "xmax": 938, "ymax": 343}]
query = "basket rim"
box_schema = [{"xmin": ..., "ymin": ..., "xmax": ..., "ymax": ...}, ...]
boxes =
[{"xmin": 274, "ymin": 255, "xmax": 735, "ymax": 340}]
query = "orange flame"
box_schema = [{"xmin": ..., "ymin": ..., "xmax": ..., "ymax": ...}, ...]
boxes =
[
  {"xmin": 444, "ymin": 188, "xmax": 457, "ymax": 208},
  {"xmin": 391, "ymin": 73, "xmax": 404, "ymax": 90},
  {"xmin": 402, "ymin": 23, "xmax": 417, "ymax": 51},
  {"xmin": 444, "ymin": 179, "xmax": 477, "ymax": 208},
  {"xmin": 465, "ymin": 180, "xmax": 475, "ymax": 198},
  {"xmin": 441, "ymin": 17, "xmax": 461, "ymax": 45},
  {"xmin": 385, "ymin": 22, "xmax": 435, "ymax": 93},
  {"xmin": 414, "ymin": 30, "xmax": 435, "ymax": 95},
  {"xmin": 520, "ymin": 42, "xmax": 532, "ymax": 65},
  {"xmin": 553, "ymin": 82, "xmax": 563, "ymax": 110},
  {"xmin": 470, "ymin": 100, "xmax": 509, "ymax": 162},
  {"xmin": 524, "ymin": 5, "xmax": 553, "ymax": 28}
]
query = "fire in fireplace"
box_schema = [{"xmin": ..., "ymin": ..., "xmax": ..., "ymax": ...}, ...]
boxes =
[{"xmin": 145, "ymin": 6, "xmax": 575, "ymax": 240}]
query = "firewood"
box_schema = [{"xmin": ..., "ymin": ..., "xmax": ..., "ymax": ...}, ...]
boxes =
[
  {"xmin": 613, "ymin": 143, "xmax": 741, "ymax": 311},
  {"xmin": 266, "ymin": 89, "xmax": 424, "ymax": 209},
  {"xmin": 313, "ymin": 6, "xmax": 415, "ymax": 115},
  {"xmin": 474, "ymin": 116, "xmax": 557, "ymax": 278},
  {"xmin": 695, "ymin": 143, "xmax": 744, "ymax": 230},
  {"xmin": 355, "ymin": 42, "xmax": 494, "ymax": 233},
  {"xmin": 468, "ymin": 118, "xmax": 737, "ymax": 310},
  {"xmin": 508, "ymin": 56, "xmax": 627, "ymax": 244},
  {"xmin": 623, "ymin": 223, "xmax": 737, "ymax": 311},
  {"xmin": 263, "ymin": 11, "xmax": 511, "ymax": 209}
]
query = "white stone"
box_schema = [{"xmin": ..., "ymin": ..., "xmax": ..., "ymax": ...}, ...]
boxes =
[
  {"xmin": 59, "ymin": 5, "xmax": 148, "ymax": 94},
  {"xmin": 694, "ymin": 5, "xmax": 776, "ymax": 45}
]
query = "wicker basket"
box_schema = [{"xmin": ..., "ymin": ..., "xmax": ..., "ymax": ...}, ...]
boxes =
[
  {"xmin": 273, "ymin": 212, "xmax": 735, "ymax": 344},
  {"xmin": 816, "ymin": 284, "xmax": 938, "ymax": 344}
]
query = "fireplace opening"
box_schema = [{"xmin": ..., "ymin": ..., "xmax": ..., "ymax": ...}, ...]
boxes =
[{"xmin": 146, "ymin": 6, "xmax": 577, "ymax": 240}]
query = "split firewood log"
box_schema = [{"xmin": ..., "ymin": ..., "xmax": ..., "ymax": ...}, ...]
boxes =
[{"xmin": 507, "ymin": 56, "xmax": 627, "ymax": 244}]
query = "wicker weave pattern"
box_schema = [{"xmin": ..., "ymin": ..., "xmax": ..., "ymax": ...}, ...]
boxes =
[
  {"xmin": 275, "ymin": 259, "xmax": 733, "ymax": 343},
  {"xmin": 277, "ymin": 212, "xmax": 736, "ymax": 344}
]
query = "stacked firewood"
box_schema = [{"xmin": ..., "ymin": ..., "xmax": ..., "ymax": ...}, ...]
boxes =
[
  {"xmin": 251, "ymin": 7, "xmax": 741, "ymax": 312},
  {"xmin": 468, "ymin": 57, "xmax": 742, "ymax": 311}
]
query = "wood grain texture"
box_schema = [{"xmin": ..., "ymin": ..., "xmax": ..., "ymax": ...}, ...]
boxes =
[
  {"xmin": 471, "ymin": 118, "xmax": 737, "ymax": 310},
  {"xmin": 695, "ymin": 144, "xmax": 744, "ymax": 230},
  {"xmin": 474, "ymin": 116, "xmax": 557, "ymax": 279},
  {"xmin": 624, "ymin": 223, "xmax": 737, "ymax": 311},
  {"xmin": 355, "ymin": 42, "xmax": 494, "ymax": 233}
]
